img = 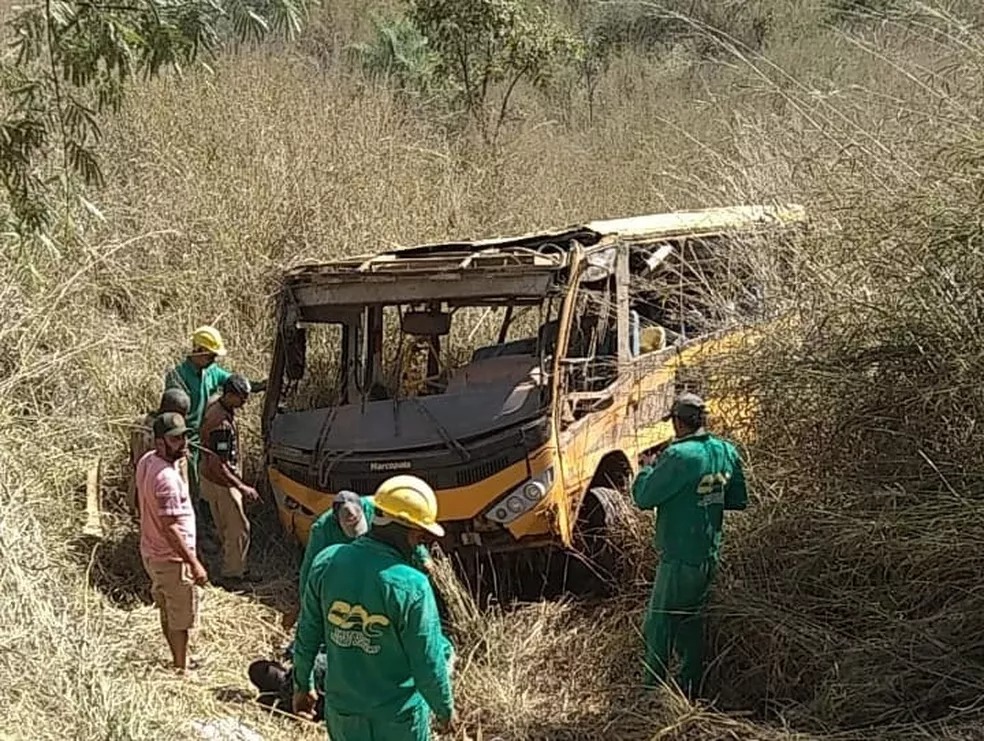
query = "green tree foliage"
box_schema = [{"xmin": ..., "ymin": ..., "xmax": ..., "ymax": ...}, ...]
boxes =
[
  {"xmin": 409, "ymin": 0, "xmax": 583, "ymax": 142},
  {"xmin": 351, "ymin": 13, "xmax": 441, "ymax": 100},
  {"xmin": 0, "ymin": 0, "xmax": 315, "ymax": 235}
]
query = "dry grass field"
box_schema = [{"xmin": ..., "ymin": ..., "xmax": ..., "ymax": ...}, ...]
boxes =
[{"xmin": 3, "ymin": 1, "xmax": 984, "ymax": 739}]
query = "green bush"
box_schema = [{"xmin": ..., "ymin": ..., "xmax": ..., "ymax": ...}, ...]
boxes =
[{"xmin": 350, "ymin": 13, "xmax": 442, "ymax": 99}]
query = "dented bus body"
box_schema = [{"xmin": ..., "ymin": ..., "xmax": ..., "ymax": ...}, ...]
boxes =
[{"xmin": 261, "ymin": 205, "xmax": 806, "ymax": 593}]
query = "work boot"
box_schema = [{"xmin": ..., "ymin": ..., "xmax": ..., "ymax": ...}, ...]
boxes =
[{"xmin": 213, "ymin": 571, "xmax": 260, "ymax": 592}]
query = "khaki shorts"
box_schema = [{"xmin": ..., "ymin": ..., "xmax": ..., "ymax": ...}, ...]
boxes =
[{"xmin": 143, "ymin": 558, "xmax": 199, "ymax": 631}]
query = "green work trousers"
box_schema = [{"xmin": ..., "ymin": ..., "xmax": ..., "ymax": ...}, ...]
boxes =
[
  {"xmin": 643, "ymin": 558, "xmax": 717, "ymax": 697},
  {"xmin": 324, "ymin": 701, "xmax": 431, "ymax": 741}
]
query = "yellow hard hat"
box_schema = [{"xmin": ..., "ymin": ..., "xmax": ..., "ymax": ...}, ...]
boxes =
[
  {"xmin": 191, "ymin": 325, "xmax": 227, "ymax": 357},
  {"xmin": 371, "ymin": 475, "xmax": 444, "ymax": 537}
]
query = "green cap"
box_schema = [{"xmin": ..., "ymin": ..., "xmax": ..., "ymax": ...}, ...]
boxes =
[
  {"xmin": 154, "ymin": 412, "xmax": 189, "ymax": 439},
  {"xmin": 664, "ymin": 392, "xmax": 706, "ymax": 422}
]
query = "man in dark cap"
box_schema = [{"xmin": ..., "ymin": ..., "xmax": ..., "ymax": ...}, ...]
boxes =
[
  {"xmin": 199, "ymin": 373, "xmax": 260, "ymax": 589},
  {"xmin": 127, "ymin": 388, "xmax": 192, "ymax": 517},
  {"xmin": 136, "ymin": 412, "xmax": 208, "ymax": 675},
  {"xmin": 631, "ymin": 391, "xmax": 748, "ymax": 699}
]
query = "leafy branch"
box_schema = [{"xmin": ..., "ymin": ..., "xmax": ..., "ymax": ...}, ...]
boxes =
[
  {"xmin": 350, "ymin": 12, "xmax": 442, "ymax": 102},
  {"xmin": 0, "ymin": 0, "xmax": 316, "ymax": 234},
  {"xmin": 409, "ymin": 0, "xmax": 582, "ymax": 144}
]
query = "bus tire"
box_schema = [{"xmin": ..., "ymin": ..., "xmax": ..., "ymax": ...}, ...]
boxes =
[{"xmin": 569, "ymin": 486, "xmax": 628, "ymax": 598}]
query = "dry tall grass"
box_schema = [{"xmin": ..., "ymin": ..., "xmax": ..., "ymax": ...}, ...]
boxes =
[{"xmin": 2, "ymin": 1, "xmax": 984, "ymax": 739}]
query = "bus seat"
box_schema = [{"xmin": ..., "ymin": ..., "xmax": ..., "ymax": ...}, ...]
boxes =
[
  {"xmin": 447, "ymin": 354, "xmax": 540, "ymax": 395},
  {"xmin": 472, "ymin": 336, "xmax": 537, "ymax": 362}
]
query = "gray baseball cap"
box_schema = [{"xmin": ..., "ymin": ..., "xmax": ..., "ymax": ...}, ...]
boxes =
[
  {"xmin": 333, "ymin": 490, "xmax": 368, "ymax": 537},
  {"xmin": 663, "ymin": 392, "xmax": 706, "ymax": 422},
  {"xmin": 332, "ymin": 490, "xmax": 362, "ymax": 511}
]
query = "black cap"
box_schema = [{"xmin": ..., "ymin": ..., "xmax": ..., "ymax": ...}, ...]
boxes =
[
  {"xmin": 154, "ymin": 412, "xmax": 189, "ymax": 438},
  {"xmin": 223, "ymin": 373, "xmax": 251, "ymax": 397}
]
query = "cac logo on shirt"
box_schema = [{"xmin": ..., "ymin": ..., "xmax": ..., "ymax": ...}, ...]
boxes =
[
  {"xmin": 327, "ymin": 600, "xmax": 391, "ymax": 654},
  {"xmin": 696, "ymin": 471, "xmax": 730, "ymax": 507}
]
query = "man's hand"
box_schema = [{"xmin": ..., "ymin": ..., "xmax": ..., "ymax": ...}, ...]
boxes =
[
  {"xmin": 190, "ymin": 559, "xmax": 208, "ymax": 586},
  {"xmin": 639, "ymin": 451, "xmax": 658, "ymax": 468},
  {"xmin": 292, "ymin": 690, "xmax": 317, "ymax": 720},
  {"xmin": 241, "ymin": 485, "xmax": 261, "ymax": 503},
  {"xmin": 283, "ymin": 604, "xmax": 299, "ymax": 631}
]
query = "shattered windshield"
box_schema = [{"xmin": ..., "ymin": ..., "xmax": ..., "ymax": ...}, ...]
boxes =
[{"xmin": 271, "ymin": 297, "xmax": 561, "ymax": 456}]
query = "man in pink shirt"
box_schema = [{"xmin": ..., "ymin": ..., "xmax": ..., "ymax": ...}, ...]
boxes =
[{"xmin": 136, "ymin": 412, "xmax": 209, "ymax": 675}]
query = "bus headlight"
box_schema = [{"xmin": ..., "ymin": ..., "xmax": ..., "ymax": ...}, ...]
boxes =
[
  {"xmin": 522, "ymin": 481, "xmax": 545, "ymax": 502},
  {"xmin": 486, "ymin": 468, "xmax": 554, "ymax": 525}
]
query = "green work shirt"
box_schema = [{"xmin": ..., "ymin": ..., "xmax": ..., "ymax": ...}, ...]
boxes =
[
  {"xmin": 632, "ymin": 430, "xmax": 748, "ymax": 565},
  {"xmin": 293, "ymin": 537, "xmax": 454, "ymax": 724},
  {"xmin": 163, "ymin": 358, "xmax": 231, "ymax": 438},
  {"xmin": 298, "ymin": 496, "xmax": 432, "ymax": 591}
]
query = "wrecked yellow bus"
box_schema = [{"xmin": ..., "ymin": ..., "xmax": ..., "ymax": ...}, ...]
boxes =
[{"xmin": 261, "ymin": 205, "xmax": 806, "ymax": 597}]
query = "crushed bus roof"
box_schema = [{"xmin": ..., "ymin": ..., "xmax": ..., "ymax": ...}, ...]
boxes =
[
  {"xmin": 582, "ymin": 203, "xmax": 806, "ymax": 242},
  {"xmin": 281, "ymin": 204, "xmax": 806, "ymax": 311}
]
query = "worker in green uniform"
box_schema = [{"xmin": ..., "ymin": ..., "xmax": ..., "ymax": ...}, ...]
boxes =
[
  {"xmin": 298, "ymin": 490, "xmax": 434, "ymax": 592},
  {"xmin": 283, "ymin": 489, "xmax": 434, "ymax": 638},
  {"xmin": 292, "ymin": 474, "xmax": 457, "ymax": 740},
  {"xmin": 632, "ymin": 392, "xmax": 748, "ymax": 699},
  {"xmin": 163, "ymin": 325, "xmax": 266, "ymax": 534}
]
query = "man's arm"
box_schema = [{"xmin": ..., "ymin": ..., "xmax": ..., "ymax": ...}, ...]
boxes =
[
  {"xmin": 201, "ymin": 447, "xmax": 252, "ymax": 491},
  {"xmin": 152, "ymin": 473, "xmax": 207, "ymax": 583},
  {"xmin": 160, "ymin": 516, "xmax": 203, "ymax": 570},
  {"xmin": 724, "ymin": 448, "xmax": 748, "ymax": 511},
  {"xmin": 632, "ymin": 447, "xmax": 685, "ymax": 510},
  {"xmin": 298, "ymin": 514, "xmax": 330, "ymax": 590},
  {"xmin": 402, "ymin": 584, "xmax": 454, "ymax": 723}
]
